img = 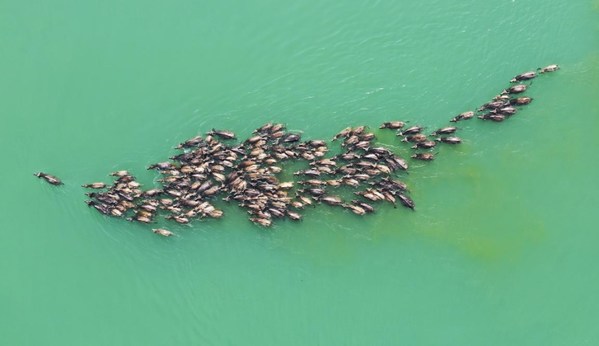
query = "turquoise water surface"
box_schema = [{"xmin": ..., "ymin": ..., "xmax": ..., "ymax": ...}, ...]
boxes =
[{"xmin": 2, "ymin": 0, "xmax": 599, "ymax": 344}]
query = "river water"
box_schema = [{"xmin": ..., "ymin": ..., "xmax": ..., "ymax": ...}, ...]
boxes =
[{"xmin": 2, "ymin": 0, "xmax": 599, "ymax": 344}]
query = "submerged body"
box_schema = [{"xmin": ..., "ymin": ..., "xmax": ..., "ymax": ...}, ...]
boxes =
[
  {"xmin": 34, "ymin": 172, "xmax": 63, "ymax": 185},
  {"xmin": 153, "ymin": 228, "xmax": 174, "ymax": 237},
  {"xmin": 510, "ymin": 71, "xmax": 536, "ymax": 82},
  {"xmin": 539, "ymin": 64, "xmax": 559, "ymax": 73},
  {"xmin": 450, "ymin": 111, "xmax": 474, "ymax": 123}
]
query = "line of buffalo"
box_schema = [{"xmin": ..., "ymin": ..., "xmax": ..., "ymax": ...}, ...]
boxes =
[{"xmin": 35, "ymin": 65, "xmax": 558, "ymax": 236}]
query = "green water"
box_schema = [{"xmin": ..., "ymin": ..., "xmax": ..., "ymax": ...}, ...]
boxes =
[{"xmin": 2, "ymin": 0, "xmax": 599, "ymax": 344}]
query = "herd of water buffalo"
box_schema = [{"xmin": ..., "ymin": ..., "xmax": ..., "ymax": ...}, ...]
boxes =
[{"xmin": 35, "ymin": 65, "xmax": 559, "ymax": 236}]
